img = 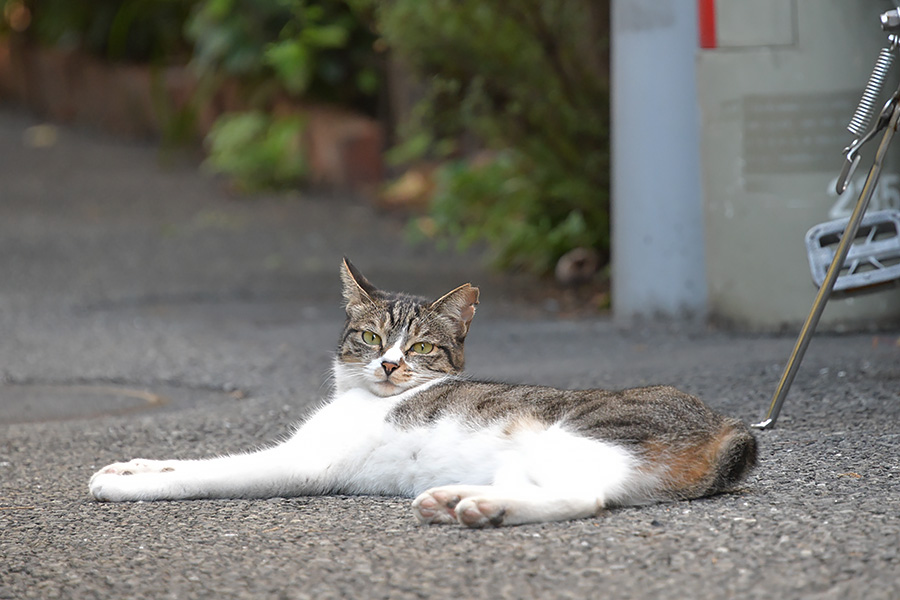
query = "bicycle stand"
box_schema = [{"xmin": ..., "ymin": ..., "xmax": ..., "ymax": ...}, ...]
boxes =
[{"xmin": 752, "ymin": 93, "xmax": 900, "ymax": 429}]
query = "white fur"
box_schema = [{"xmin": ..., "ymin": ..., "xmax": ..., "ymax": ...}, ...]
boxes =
[
  {"xmin": 89, "ymin": 376, "xmax": 657, "ymax": 526},
  {"xmin": 379, "ymin": 337, "xmax": 406, "ymax": 366}
]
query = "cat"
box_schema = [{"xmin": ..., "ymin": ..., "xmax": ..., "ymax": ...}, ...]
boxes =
[{"xmin": 89, "ymin": 258, "xmax": 757, "ymax": 528}]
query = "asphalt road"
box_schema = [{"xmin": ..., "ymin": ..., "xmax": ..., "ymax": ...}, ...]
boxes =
[{"xmin": 1, "ymin": 109, "xmax": 899, "ymax": 599}]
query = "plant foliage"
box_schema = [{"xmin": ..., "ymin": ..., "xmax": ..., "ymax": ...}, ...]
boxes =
[
  {"xmin": 1, "ymin": 0, "xmax": 381, "ymax": 191},
  {"xmin": 0, "ymin": 0, "xmax": 195, "ymax": 62},
  {"xmin": 186, "ymin": 0, "xmax": 379, "ymax": 113},
  {"xmin": 372, "ymin": 0, "xmax": 610, "ymax": 274},
  {"xmin": 186, "ymin": 0, "xmax": 381, "ymax": 189},
  {"xmin": 204, "ymin": 110, "xmax": 308, "ymax": 192}
]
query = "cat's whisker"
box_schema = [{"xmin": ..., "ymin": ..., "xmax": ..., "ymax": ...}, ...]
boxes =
[{"xmin": 318, "ymin": 367, "xmax": 337, "ymax": 396}]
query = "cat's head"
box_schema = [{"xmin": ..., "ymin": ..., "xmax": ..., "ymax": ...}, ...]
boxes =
[{"xmin": 334, "ymin": 258, "xmax": 479, "ymax": 397}]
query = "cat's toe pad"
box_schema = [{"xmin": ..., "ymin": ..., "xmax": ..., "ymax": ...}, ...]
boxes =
[
  {"xmin": 96, "ymin": 459, "xmax": 174, "ymax": 476},
  {"xmin": 412, "ymin": 487, "xmax": 509, "ymax": 527},
  {"xmin": 411, "ymin": 489, "xmax": 460, "ymax": 525},
  {"xmin": 456, "ymin": 498, "xmax": 507, "ymax": 528}
]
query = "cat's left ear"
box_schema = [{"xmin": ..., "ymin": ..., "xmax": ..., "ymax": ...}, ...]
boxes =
[
  {"xmin": 341, "ymin": 258, "xmax": 379, "ymax": 311},
  {"xmin": 430, "ymin": 284, "xmax": 480, "ymax": 338}
]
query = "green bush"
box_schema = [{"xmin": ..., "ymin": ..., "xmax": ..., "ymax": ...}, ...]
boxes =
[
  {"xmin": 204, "ymin": 111, "xmax": 308, "ymax": 192},
  {"xmin": 186, "ymin": 0, "xmax": 380, "ymax": 114},
  {"xmin": 186, "ymin": 0, "xmax": 381, "ymax": 189},
  {"xmin": 2, "ymin": 0, "xmax": 381, "ymax": 191},
  {"xmin": 371, "ymin": 0, "xmax": 610, "ymax": 274},
  {"xmin": 422, "ymin": 151, "xmax": 605, "ymax": 274},
  {"xmin": 0, "ymin": 0, "xmax": 196, "ymax": 62}
]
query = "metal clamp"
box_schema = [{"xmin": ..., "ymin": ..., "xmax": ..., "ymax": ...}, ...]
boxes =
[{"xmin": 837, "ymin": 94, "xmax": 896, "ymax": 194}]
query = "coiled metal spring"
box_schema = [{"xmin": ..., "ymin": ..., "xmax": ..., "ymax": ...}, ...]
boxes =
[{"xmin": 847, "ymin": 45, "xmax": 896, "ymax": 138}]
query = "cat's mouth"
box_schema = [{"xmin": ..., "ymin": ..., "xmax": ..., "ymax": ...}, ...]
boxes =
[
  {"xmin": 371, "ymin": 364, "xmax": 413, "ymax": 396},
  {"xmin": 371, "ymin": 380, "xmax": 406, "ymax": 397}
]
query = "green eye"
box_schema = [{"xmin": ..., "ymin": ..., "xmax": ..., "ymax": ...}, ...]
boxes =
[
  {"xmin": 410, "ymin": 341, "xmax": 434, "ymax": 354},
  {"xmin": 362, "ymin": 331, "xmax": 382, "ymax": 346}
]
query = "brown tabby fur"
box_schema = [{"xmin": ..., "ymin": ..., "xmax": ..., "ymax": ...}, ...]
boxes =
[{"xmin": 340, "ymin": 258, "xmax": 757, "ymax": 503}]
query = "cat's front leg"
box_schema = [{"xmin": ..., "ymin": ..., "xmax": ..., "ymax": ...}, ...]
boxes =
[
  {"xmin": 90, "ymin": 458, "xmax": 208, "ymax": 502},
  {"xmin": 88, "ymin": 444, "xmax": 326, "ymax": 502},
  {"xmin": 88, "ymin": 393, "xmax": 381, "ymax": 502}
]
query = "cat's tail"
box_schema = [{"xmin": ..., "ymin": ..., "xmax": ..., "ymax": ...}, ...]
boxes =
[
  {"xmin": 705, "ymin": 418, "xmax": 758, "ymax": 495},
  {"xmin": 650, "ymin": 418, "xmax": 757, "ymax": 501}
]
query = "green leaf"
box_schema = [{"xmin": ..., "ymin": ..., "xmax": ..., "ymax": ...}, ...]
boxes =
[
  {"xmin": 301, "ymin": 24, "xmax": 350, "ymax": 48},
  {"xmin": 264, "ymin": 39, "xmax": 312, "ymax": 94},
  {"xmin": 205, "ymin": 0, "xmax": 235, "ymax": 20},
  {"xmin": 203, "ymin": 111, "xmax": 308, "ymax": 192}
]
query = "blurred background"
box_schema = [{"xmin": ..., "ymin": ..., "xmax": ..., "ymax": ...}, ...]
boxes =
[
  {"xmin": 0, "ymin": 0, "xmax": 609, "ymax": 279},
  {"xmin": 1, "ymin": 0, "xmax": 899, "ymax": 330},
  {"xmin": 2, "ymin": 7, "xmax": 899, "ymax": 596}
]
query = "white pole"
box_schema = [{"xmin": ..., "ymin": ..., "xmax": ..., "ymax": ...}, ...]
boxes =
[{"xmin": 611, "ymin": 0, "xmax": 707, "ymax": 319}]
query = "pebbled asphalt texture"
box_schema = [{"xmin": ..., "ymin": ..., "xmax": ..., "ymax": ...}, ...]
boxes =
[{"xmin": 0, "ymin": 108, "xmax": 899, "ymax": 600}]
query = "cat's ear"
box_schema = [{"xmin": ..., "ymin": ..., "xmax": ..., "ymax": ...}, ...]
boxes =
[
  {"xmin": 341, "ymin": 258, "xmax": 379, "ymax": 310},
  {"xmin": 430, "ymin": 283, "xmax": 480, "ymax": 338}
]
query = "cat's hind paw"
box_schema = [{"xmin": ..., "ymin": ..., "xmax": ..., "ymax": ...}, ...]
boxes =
[
  {"xmin": 454, "ymin": 497, "xmax": 507, "ymax": 528},
  {"xmin": 411, "ymin": 488, "xmax": 461, "ymax": 525},
  {"xmin": 412, "ymin": 485, "xmax": 603, "ymax": 527},
  {"xmin": 412, "ymin": 485, "xmax": 508, "ymax": 527}
]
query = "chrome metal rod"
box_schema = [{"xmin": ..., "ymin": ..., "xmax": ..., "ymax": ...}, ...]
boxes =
[{"xmin": 752, "ymin": 97, "xmax": 900, "ymax": 430}]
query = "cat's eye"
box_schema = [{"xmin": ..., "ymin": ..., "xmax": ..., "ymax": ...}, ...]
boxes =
[
  {"xmin": 410, "ymin": 341, "xmax": 434, "ymax": 354},
  {"xmin": 361, "ymin": 331, "xmax": 382, "ymax": 346}
]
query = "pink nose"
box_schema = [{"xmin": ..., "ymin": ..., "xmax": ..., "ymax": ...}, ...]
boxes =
[{"xmin": 382, "ymin": 361, "xmax": 400, "ymax": 376}]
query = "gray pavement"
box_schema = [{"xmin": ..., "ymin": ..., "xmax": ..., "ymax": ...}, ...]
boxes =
[{"xmin": 0, "ymin": 108, "xmax": 898, "ymax": 599}]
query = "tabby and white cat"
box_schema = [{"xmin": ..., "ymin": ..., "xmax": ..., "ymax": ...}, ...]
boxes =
[{"xmin": 89, "ymin": 259, "xmax": 757, "ymax": 527}]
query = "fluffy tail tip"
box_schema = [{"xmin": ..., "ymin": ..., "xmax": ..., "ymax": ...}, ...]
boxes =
[{"xmin": 714, "ymin": 422, "xmax": 758, "ymax": 491}]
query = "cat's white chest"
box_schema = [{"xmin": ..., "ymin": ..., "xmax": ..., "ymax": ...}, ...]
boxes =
[{"xmin": 286, "ymin": 383, "xmax": 505, "ymax": 496}]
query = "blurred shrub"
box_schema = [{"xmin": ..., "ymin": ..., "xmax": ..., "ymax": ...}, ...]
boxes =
[
  {"xmin": 204, "ymin": 110, "xmax": 308, "ymax": 192},
  {"xmin": 1, "ymin": 0, "xmax": 381, "ymax": 191},
  {"xmin": 0, "ymin": 0, "xmax": 195, "ymax": 62},
  {"xmin": 369, "ymin": 0, "xmax": 609, "ymax": 274},
  {"xmin": 186, "ymin": 0, "xmax": 381, "ymax": 189},
  {"xmin": 424, "ymin": 151, "xmax": 604, "ymax": 275},
  {"xmin": 186, "ymin": 0, "xmax": 379, "ymax": 114}
]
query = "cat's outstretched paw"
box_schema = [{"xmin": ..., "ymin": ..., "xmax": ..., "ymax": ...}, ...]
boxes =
[
  {"xmin": 93, "ymin": 459, "xmax": 176, "ymax": 477},
  {"xmin": 89, "ymin": 459, "xmax": 176, "ymax": 502}
]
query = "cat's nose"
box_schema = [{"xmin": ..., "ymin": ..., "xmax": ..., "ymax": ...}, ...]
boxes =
[{"xmin": 381, "ymin": 360, "xmax": 400, "ymax": 376}]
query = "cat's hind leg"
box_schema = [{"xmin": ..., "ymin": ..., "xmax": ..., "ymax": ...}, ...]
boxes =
[
  {"xmin": 413, "ymin": 426, "xmax": 650, "ymax": 527},
  {"xmin": 412, "ymin": 485, "xmax": 604, "ymax": 528}
]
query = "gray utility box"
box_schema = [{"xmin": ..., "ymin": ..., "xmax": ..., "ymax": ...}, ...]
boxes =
[{"xmin": 698, "ymin": 0, "xmax": 900, "ymax": 331}]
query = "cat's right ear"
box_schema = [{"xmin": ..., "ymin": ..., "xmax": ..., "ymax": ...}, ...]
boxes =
[{"xmin": 341, "ymin": 258, "xmax": 378, "ymax": 311}]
